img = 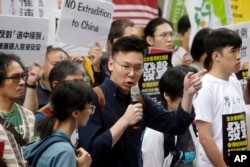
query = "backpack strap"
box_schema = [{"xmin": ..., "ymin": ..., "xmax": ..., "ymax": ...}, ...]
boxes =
[
  {"xmin": 30, "ymin": 135, "xmax": 74, "ymax": 166},
  {"xmin": 0, "ymin": 116, "xmax": 27, "ymax": 146},
  {"xmin": 93, "ymin": 86, "xmax": 105, "ymax": 113},
  {"xmin": 93, "ymin": 86, "xmax": 145, "ymax": 112}
]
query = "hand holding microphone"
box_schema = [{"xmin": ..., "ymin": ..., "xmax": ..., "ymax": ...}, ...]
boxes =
[{"xmin": 130, "ymin": 85, "xmax": 143, "ymax": 129}]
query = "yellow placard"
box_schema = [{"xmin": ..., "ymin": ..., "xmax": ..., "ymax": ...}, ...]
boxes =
[{"xmin": 231, "ymin": 0, "xmax": 250, "ymax": 23}]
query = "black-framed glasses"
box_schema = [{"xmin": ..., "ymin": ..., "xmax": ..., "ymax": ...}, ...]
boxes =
[
  {"xmin": 84, "ymin": 105, "xmax": 96, "ymax": 114},
  {"xmin": 154, "ymin": 32, "xmax": 175, "ymax": 39},
  {"xmin": 3, "ymin": 73, "xmax": 26, "ymax": 83},
  {"xmin": 113, "ymin": 59, "xmax": 144, "ymax": 75}
]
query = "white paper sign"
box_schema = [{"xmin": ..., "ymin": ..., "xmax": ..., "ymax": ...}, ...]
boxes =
[
  {"xmin": 48, "ymin": 9, "xmax": 61, "ymax": 46},
  {"xmin": 221, "ymin": 21, "xmax": 250, "ymax": 62},
  {"xmin": 0, "ymin": 0, "xmax": 58, "ymax": 18},
  {"xmin": 0, "ymin": 15, "xmax": 49, "ymax": 66},
  {"xmin": 48, "ymin": 9, "xmax": 89, "ymax": 56},
  {"xmin": 56, "ymin": 0, "xmax": 114, "ymax": 50}
]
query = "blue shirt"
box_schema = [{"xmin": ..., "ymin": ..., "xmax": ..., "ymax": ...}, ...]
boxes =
[
  {"xmin": 24, "ymin": 131, "xmax": 76, "ymax": 167},
  {"xmin": 78, "ymin": 77, "xmax": 195, "ymax": 167}
]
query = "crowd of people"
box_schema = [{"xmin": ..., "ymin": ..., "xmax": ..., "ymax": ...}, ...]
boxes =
[{"xmin": 0, "ymin": 2, "xmax": 250, "ymax": 167}]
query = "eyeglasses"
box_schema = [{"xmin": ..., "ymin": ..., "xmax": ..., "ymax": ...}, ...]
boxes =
[
  {"xmin": 3, "ymin": 73, "xmax": 26, "ymax": 83},
  {"xmin": 154, "ymin": 32, "xmax": 175, "ymax": 39},
  {"xmin": 83, "ymin": 105, "xmax": 96, "ymax": 114},
  {"xmin": 113, "ymin": 59, "xmax": 144, "ymax": 75}
]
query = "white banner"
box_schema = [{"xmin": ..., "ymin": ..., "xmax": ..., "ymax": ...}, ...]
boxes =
[
  {"xmin": 0, "ymin": 15, "xmax": 49, "ymax": 66},
  {"xmin": 185, "ymin": 0, "xmax": 233, "ymax": 49},
  {"xmin": 221, "ymin": 21, "xmax": 250, "ymax": 62},
  {"xmin": 0, "ymin": 0, "xmax": 58, "ymax": 18},
  {"xmin": 56, "ymin": 0, "xmax": 114, "ymax": 50},
  {"xmin": 47, "ymin": 9, "xmax": 89, "ymax": 56},
  {"xmin": 48, "ymin": 9, "xmax": 61, "ymax": 46}
]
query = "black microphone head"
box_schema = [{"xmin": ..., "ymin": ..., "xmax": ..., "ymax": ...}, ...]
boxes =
[{"xmin": 131, "ymin": 85, "xmax": 140, "ymax": 104}]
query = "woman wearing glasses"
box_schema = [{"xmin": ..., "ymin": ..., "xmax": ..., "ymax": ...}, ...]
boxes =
[{"xmin": 24, "ymin": 80, "xmax": 94, "ymax": 167}]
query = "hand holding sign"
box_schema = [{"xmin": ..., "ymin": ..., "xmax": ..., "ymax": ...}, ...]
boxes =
[{"xmin": 56, "ymin": 0, "xmax": 114, "ymax": 50}]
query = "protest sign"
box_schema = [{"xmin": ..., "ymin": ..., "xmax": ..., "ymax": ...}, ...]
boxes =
[
  {"xmin": 222, "ymin": 21, "xmax": 250, "ymax": 62},
  {"xmin": 222, "ymin": 112, "xmax": 248, "ymax": 165},
  {"xmin": 56, "ymin": 0, "xmax": 114, "ymax": 50},
  {"xmin": 231, "ymin": 0, "xmax": 250, "ymax": 23},
  {"xmin": 47, "ymin": 9, "xmax": 89, "ymax": 56},
  {"xmin": 0, "ymin": 0, "xmax": 58, "ymax": 17},
  {"xmin": 162, "ymin": 0, "xmax": 188, "ymax": 45},
  {"xmin": 0, "ymin": 15, "xmax": 49, "ymax": 66},
  {"xmin": 139, "ymin": 47, "xmax": 173, "ymax": 104},
  {"xmin": 185, "ymin": 0, "xmax": 233, "ymax": 49}
]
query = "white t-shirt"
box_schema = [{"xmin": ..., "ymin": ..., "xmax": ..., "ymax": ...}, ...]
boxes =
[
  {"xmin": 193, "ymin": 74, "xmax": 247, "ymax": 167},
  {"xmin": 142, "ymin": 127, "xmax": 165, "ymax": 167}
]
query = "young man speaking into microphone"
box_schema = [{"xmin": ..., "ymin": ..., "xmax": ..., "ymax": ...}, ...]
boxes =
[{"xmin": 78, "ymin": 36, "xmax": 206, "ymax": 167}]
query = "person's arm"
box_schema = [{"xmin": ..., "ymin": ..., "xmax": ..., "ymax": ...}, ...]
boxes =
[
  {"xmin": 23, "ymin": 62, "xmax": 42, "ymax": 113},
  {"xmin": 181, "ymin": 69, "xmax": 207, "ymax": 114},
  {"xmin": 196, "ymin": 121, "xmax": 227, "ymax": 167},
  {"xmin": 78, "ymin": 95, "xmax": 143, "ymax": 157}
]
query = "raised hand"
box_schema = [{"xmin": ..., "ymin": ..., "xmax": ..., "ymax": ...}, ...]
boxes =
[
  {"xmin": 88, "ymin": 41, "xmax": 102, "ymax": 72},
  {"xmin": 27, "ymin": 62, "xmax": 42, "ymax": 85},
  {"xmin": 183, "ymin": 69, "xmax": 207, "ymax": 96}
]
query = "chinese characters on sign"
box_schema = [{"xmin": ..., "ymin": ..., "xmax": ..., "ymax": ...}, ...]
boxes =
[
  {"xmin": 222, "ymin": 112, "xmax": 248, "ymax": 166},
  {"xmin": 0, "ymin": 30, "xmax": 43, "ymax": 51},
  {"xmin": 139, "ymin": 47, "xmax": 173, "ymax": 103},
  {"xmin": 0, "ymin": 15, "xmax": 49, "ymax": 66},
  {"xmin": 1, "ymin": 0, "xmax": 57, "ymax": 18}
]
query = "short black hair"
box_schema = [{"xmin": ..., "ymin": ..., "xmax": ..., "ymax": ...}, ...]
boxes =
[
  {"xmin": 191, "ymin": 27, "xmax": 212, "ymax": 61},
  {"xmin": 177, "ymin": 15, "xmax": 191, "ymax": 34},
  {"xmin": 111, "ymin": 36, "xmax": 148, "ymax": 58},
  {"xmin": 158, "ymin": 65, "xmax": 197, "ymax": 109},
  {"xmin": 204, "ymin": 28, "xmax": 242, "ymax": 70}
]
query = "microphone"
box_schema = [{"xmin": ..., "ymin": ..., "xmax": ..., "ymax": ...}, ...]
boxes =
[
  {"xmin": 130, "ymin": 85, "xmax": 141, "ymax": 129},
  {"xmin": 131, "ymin": 85, "xmax": 140, "ymax": 104}
]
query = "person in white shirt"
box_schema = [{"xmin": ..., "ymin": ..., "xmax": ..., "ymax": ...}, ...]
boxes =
[
  {"xmin": 193, "ymin": 28, "xmax": 250, "ymax": 167},
  {"xmin": 172, "ymin": 15, "xmax": 193, "ymax": 66}
]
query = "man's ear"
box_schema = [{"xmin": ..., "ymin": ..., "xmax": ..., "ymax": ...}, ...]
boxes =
[
  {"xmin": 108, "ymin": 57, "xmax": 114, "ymax": 71},
  {"xmin": 163, "ymin": 92, "xmax": 171, "ymax": 102},
  {"xmin": 146, "ymin": 36, "xmax": 154, "ymax": 46},
  {"xmin": 113, "ymin": 38, "xmax": 119, "ymax": 44},
  {"xmin": 212, "ymin": 51, "xmax": 221, "ymax": 62},
  {"xmin": 72, "ymin": 110, "xmax": 80, "ymax": 119},
  {"xmin": 51, "ymin": 80, "xmax": 59, "ymax": 88}
]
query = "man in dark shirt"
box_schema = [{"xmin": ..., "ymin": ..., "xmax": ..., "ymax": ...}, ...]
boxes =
[
  {"xmin": 91, "ymin": 19, "xmax": 139, "ymax": 86},
  {"xmin": 78, "ymin": 36, "xmax": 206, "ymax": 167}
]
